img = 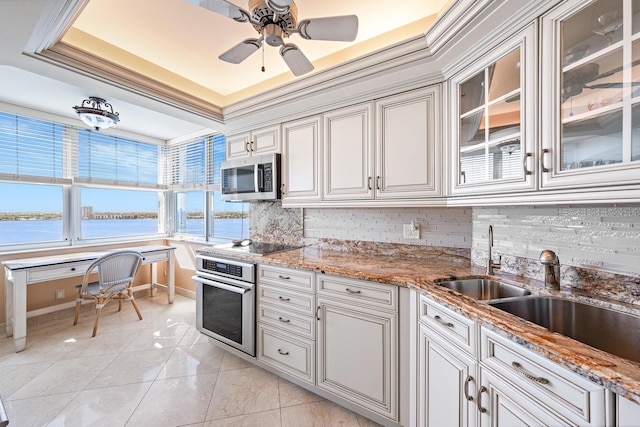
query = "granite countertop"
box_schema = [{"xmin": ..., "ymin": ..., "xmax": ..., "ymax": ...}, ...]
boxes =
[{"xmin": 197, "ymin": 245, "xmax": 640, "ymax": 404}]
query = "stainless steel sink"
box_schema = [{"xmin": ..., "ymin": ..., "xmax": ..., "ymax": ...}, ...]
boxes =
[
  {"xmin": 435, "ymin": 279, "xmax": 531, "ymax": 301},
  {"xmin": 489, "ymin": 296, "xmax": 640, "ymax": 363}
]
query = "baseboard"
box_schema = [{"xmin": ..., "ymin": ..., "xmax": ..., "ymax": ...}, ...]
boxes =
[{"xmin": 175, "ymin": 287, "xmax": 195, "ymax": 299}]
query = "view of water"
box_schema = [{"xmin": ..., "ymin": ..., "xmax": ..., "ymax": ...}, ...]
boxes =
[{"xmin": 0, "ymin": 218, "xmax": 247, "ymax": 245}]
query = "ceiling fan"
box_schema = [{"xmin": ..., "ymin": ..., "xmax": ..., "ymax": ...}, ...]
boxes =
[
  {"xmin": 562, "ymin": 60, "xmax": 640, "ymax": 103},
  {"xmin": 190, "ymin": 0, "xmax": 359, "ymax": 76}
]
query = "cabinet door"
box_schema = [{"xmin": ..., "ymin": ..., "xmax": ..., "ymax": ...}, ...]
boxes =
[
  {"xmin": 450, "ymin": 24, "xmax": 537, "ymax": 195},
  {"xmin": 317, "ymin": 297, "xmax": 397, "ymax": 420},
  {"xmin": 616, "ymin": 394, "xmax": 640, "ymax": 427},
  {"xmin": 418, "ymin": 323, "xmax": 477, "ymax": 427},
  {"xmin": 479, "ymin": 366, "xmax": 572, "ymax": 427},
  {"xmin": 226, "ymin": 132, "xmax": 251, "ymax": 159},
  {"xmin": 282, "ymin": 115, "xmax": 321, "ymax": 202},
  {"xmin": 540, "ymin": 0, "xmax": 640, "ymax": 190},
  {"xmin": 251, "ymin": 124, "xmax": 281, "ymax": 156},
  {"xmin": 323, "ymin": 103, "xmax": 374, "ymax": 200},
  {"xmin": 376, "ymin": 87, "xmax": 441, "ymax": 199}
]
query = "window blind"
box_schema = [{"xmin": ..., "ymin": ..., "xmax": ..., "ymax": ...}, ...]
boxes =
[
  {"xmin": 76, "ymin": 129, "xmax": 160, "ymax": 187},
  {"xmin": 166, "ymin": 134, "xmax": 225, "ymax": 187},
  {"xmin": 0, "ymin": 112, "xmax": 71, "ymax": 183}
]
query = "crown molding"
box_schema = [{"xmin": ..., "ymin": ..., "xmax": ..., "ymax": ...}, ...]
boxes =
[{"xmin": 33, "ymin": 42, "xmax": 224, "ymax": 123}]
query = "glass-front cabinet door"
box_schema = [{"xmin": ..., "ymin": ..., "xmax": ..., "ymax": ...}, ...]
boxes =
[
  {"xmin": 541, "ymin": 0, "xmax": 640, "ymax": 189},
  {"xmin": 450, "ymin": 24, "xmax": 537, "ymax": 195}
]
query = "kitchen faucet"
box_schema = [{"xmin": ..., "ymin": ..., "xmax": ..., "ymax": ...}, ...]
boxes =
[
  {"xmin": 486, "ymin": 225, "xmax": 501, "ymax": 275},
  {"xmin": 539, "ymin": 250, "xmax": 561, "ymax": 290}
]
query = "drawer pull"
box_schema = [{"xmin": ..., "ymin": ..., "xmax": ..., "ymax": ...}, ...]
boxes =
[
  {"xmin": 512, "ymin": 361, "xmax": 549, "ymax": 385},
  {"xmin": 464, "ymin": 375, "xmax": 474, "ymax": 401},
  {"xmin": 434, "ymin": 315, "xmax": 454, "ymax": 328},
  {"xmin": 278, "ymin": 275, "xmax": 291, "ymax": 280},
  {"xmin": 278, "ymin": 296, "xmax": 291, "ymax": 302},
  {"xmin": 316, "ymin": 305, "xmax": 321, "ymax": 320},
  {"xmin": 278, "ymin": 317, "xmax": 290, "ymax": 323},
  {"xmin": 345, "ymin": 288, "xmax": 361, "ymax": 294},
  {"xmin": 477, "ymin": 386, "xmax": 487, "ymax": 413},
  {"xmin": 277, "ymin": 349, "xmax": 289, "ymax": 356},
  {"xmin": 70, "ymin": 267, "xmax": 76, "ymax": 271}
]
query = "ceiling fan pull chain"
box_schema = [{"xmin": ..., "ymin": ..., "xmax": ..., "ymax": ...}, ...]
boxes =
[{"xmin": 262, "ymin": 42, "xmax": 266, "ymax": 72}]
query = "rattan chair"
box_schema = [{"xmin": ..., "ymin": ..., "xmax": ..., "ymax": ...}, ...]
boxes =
[{"xmin": 73, "ymin": 250, "xmax": 144, "ymax": 337}]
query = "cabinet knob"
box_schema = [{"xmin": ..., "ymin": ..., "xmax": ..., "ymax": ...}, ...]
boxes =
[
  {"xmin": 376, "ymin": 176, "xmax": 381, "ymax": 190},
  {"xmin": 477, "ymin": 386, "xmax": 488, "ymax": 413},
  {"xmin": 70, "ymin": 267, "xmax": 76, "ymax": 271},
  {"xmin": 245, "ymin": 141, "xmax": 250, "ymax": 152},
  {"xmin": 367, "ymin": 176, "xmax": 372, "ymax": 190},
  {"xmin": 464, "ymin": 375, "xmax": 474, "ymax": 401}
]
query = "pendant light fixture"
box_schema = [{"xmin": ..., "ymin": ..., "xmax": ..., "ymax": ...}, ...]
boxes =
[{"xmin": 73, "ymin": 96, "xmax": 120, "ymax": 131}]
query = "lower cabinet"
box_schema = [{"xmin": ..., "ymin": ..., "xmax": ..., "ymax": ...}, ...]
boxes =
[
  {"xmin": 417, "ymin": 322, "xmax": 477, "ymax": 427},
  {"xmin": 257, "ymin": 266, "xmax": 400, "ymax": 424},
  {"xmin": 616, "ymin": 394, "xmax": 640, "ymax": 427},
  {"xmin": 317, "ymin": 296, "xmax": 398, "ymax": 421},
  {"xmin": 416, "ymin": 293, "xmax": 607, "ymax": 427}
]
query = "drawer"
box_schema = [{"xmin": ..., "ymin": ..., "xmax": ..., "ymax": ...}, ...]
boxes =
[
  {"xmin": 26, "ymin": 260, "xmax": 94, "ymax": 283},
  {"xmin": 481, "ymin": 327, "xmax": 606, "ymax": 426},
  {"xmin": 258, "ymin": 324, "xmax": 315, "ymax": 384},
  {"xmin": 258, "ymin": 265, "xmax": 314, "ymax": 292},
  {"xmin": 259, "ymin": 284, "xmax": 315, "ymax": 316},
  {"xmin": 317, "ymin": 274, "xmax": 397, "ymax": 311},
  {"xmin": 419, "ymin": 295, "xmax": 477, "ymax": 357},
  {"xmin": 140, "ymin": 250, "xmax": 170, "ymax": 264},
  {"xmin": 258, "ymin": 302, "xmax": 316, "ymax": 340}
]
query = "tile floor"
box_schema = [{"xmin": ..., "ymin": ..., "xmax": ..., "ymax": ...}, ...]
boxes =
[{"xmin": 0, "ymin": 293, "xmax": 381, "ymax": 426}]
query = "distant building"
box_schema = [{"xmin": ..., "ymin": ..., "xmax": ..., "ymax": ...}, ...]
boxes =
[{"xmin": 81, "ymin": 206, "xmax": 93, "ymax": 219}]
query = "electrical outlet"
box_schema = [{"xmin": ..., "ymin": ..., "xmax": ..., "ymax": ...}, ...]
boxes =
[
  {"xmin": 403, "ymin": 224, "xmax": 420, "ymax": 239},
  {"xmin": 55, "ymin": 289, "xmax": 65, "ymax": 300}
]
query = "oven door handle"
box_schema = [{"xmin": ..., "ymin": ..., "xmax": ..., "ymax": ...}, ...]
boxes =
[{"xmin": 193, "ymin": 276, "xmax": 251, "ymax": 294}]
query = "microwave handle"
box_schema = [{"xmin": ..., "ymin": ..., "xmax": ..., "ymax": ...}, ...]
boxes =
[{"xmin": 255, "ymin": 164, "xmax": 263, "ymax": 191}]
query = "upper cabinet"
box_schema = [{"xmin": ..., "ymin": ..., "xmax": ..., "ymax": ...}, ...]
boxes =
[
  {"xmin": 281, "ymin": 115, "xmax": 322, "ymax": 203},
  {"xmin": 321, "ymin": 87, "xmax": 442, "ymax": 204},
  {"xmin": 540, "ymin": 0, "xmax": 640, "ymax": 189},
  {"xmin": 227, "ymin": 124, "xmax": 281, "ymax": 159},
  {"xmin": 450, "ymin": 24, "xmax": 537, "ymax": 195}
]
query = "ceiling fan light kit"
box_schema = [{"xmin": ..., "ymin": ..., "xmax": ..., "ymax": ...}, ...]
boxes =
[
  {"xmin": 72, "ymin": 96, "xmax": 120, "ymax": 131},
  {"xmin": 194, "ymin": 0, "xmax": 359, "ymax": 76}
]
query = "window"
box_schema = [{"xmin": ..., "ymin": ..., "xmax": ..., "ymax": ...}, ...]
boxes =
[
  {"xmin": 0, "ymin": 183, "xmax": 64, "ymax": 245},
  {"xmin": 79, "ymin": 187, "xmax": 161, "ymax": 239},
  {"xmin": 175, "ymin": 191, "xmax": 204, "ymax": 236},
  {"xmin": 209, "ymin": 191, "xmax": 249, "ymax": 240}
]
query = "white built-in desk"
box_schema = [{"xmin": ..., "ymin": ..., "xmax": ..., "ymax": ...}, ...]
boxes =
[{"xmin": 3, "ymin": 245, "xmax": 176, "ymax": 352}]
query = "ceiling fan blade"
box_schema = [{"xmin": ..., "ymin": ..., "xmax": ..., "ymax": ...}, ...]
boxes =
[
  {"xmin": 187, "ymin": 0, "xmax": 249, "ymax": 22},
  {"xmin": 280, "ymin": 44, "xmax": 314, "ymax": 76},
  {"xmin": 219, "ymin": 39, "xmax": 262, "ymax": 64},
  {"xmin": 298, "ymin": 15, "xmax": 359, "ymax": 42},
  {"xmin": 585, "ymin": 81, "xmax": 640, "ymax": 89}
]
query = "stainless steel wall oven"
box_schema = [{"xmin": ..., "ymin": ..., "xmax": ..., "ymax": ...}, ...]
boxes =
[{"xmin": 194, "ymin": 255, "xmax": 256, "ymax": 356}]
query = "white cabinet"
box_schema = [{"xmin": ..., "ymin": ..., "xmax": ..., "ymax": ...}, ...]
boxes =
[
  {"xmin": 450, "ymin": 23, "xmax": 537, "ymax": 195},
  {"xmin": 323, "ymin": 102, "xmax": 374, "ymax": 200},
  {"xmin": 540, "ymin": 0, "xmax": 640, "ymax": 190},
  {"xmin": 418, "ymin": 322, "xmax": 477, "ymax": 427},
  {"xmin": 316, "ymin": 274, "xmax": 398, "ymax": 421},
  {"xmin": 477, "ymin": 364, "xmax": 571, "ymax": 426},
  {"xmin": 227, "ymin": 124, "xmax": 281, "ymax": 159},
  {"xmin": 376, "ymin": 87, "xmax": 442, "ymax": 199},
  {"xmin": 416, "ymin": 295, "xmax": 479, "ymax": 427},
  {"xmin": 415, "ymin": 295, "xmax": 607, "ymax": 427},
  {"xmin": 256, "ymin": 265, "xmax": 316, "ymax": 384},
  {"xmin": 616, "ymin": 394, "xmax": 640, "ymax": 427},
  {"xmin": 281, "ymin": 115, "xmax": 322, "ymax": 203},
  {"xmin": 322, "ymin": 86, "xmax": 442, "ymax": 203},
  {"xmin": 480, "ymin": 327, "xmax": 606, "ymax": 426}
]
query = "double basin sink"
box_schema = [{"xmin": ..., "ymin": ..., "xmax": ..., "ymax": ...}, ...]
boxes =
[{"xmin": 435, "ymin": 279, "xmax": 640, "ymax": 364}]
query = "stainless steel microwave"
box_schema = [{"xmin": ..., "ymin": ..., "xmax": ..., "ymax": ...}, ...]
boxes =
[{"xmin": 221, "ymin": 153, "xmax": 280, "ymax": 202}]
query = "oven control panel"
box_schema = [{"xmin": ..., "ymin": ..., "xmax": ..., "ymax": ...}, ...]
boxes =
[{"xmin": 196, "ymin": 255, "xmax": 256, "ymax": 284}]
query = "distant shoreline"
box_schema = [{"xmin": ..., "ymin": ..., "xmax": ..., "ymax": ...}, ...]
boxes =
[{"xmin": 0, "ymin": 211, "xmax": 248, "ymax": 221}]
